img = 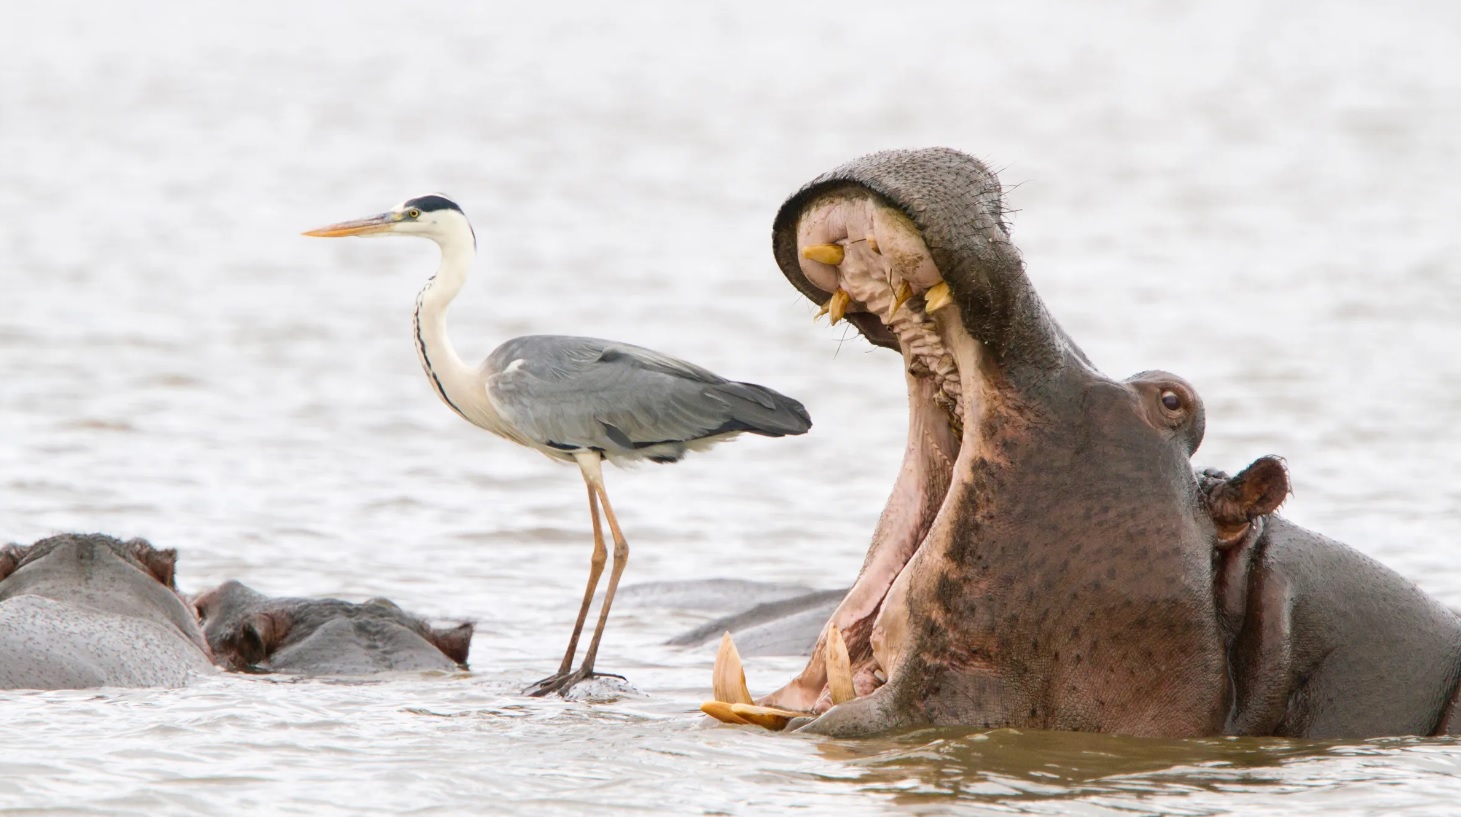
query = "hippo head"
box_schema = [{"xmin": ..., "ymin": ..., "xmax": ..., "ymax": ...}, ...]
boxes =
[
  {"xmin": 0, "ymin": 533, "xmax": 208, "ymax": 655},
  {"xmin": 743, "ymin": 148, "xmax": 1291, "ymax": 736},
  {"xmin": 194, "ymin": 580, "xmax": 473, "ymax": 675}
]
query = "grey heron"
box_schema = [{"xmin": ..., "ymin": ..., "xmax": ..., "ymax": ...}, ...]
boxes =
[{"xmin": 303, "ymin": 194, "xmax": 812, "ymax": 696}]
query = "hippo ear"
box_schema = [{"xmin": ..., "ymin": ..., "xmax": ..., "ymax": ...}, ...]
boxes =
[
  {"xmin": 124, "ymin": 539, "xmax": 179, "ymax": 589},
  {"xmin": 427, "ymin": 622, "xmax": 474, "ymax": 667},
  {"xmin": 0, "ymin": 543, "xmax": 26, "ymax": 582},
  {"xmin": 1206, "ymin": 456, "xmax": 1290, "ymax": 547}
]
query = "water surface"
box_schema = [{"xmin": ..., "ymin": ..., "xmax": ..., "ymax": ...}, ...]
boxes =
[{"xmin": 1, "ymin": 1, "xmax": 1459, "ymax": 814}]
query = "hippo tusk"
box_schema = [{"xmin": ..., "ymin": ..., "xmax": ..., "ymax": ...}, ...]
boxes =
[
  {"xmin": 866, "ymin": 234, "xmax": 880, "ymax": 254},
  {"xmin": 699, "ymin": 700, "xmax": 753, "ymax": 725},
  {"xmin": 891, "ymin": 280, "xmax": 913, "ymax": 317},
  {"xmin": 802, "ymin": 243, "xmax": 845, "ymax": 266},
  {"xmin": 923, "ymin": 282, "xmax": 953, "ymax": 313},
  {"xmin": 703, "ymin": 632, "xmax": 811, "ymax": 730},
  {"xmin": 728, "ymin": 703, "xmax": 805, "ymax": 731},
  {"xmin": 828, "ymin": 288, "xmax": 853, "ymax": 325},
  {"xmin": 711, "ymin": 631, "xmax": 754, "ymax": 705},
  {"xmin": 825, "ymin": 624, "xmax": 856, "ymax": 706}
]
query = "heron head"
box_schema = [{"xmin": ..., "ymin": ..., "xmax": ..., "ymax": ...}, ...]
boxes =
[{"xmin": 303, "ymin": 193, "xmax": 475, "ymax": 248}]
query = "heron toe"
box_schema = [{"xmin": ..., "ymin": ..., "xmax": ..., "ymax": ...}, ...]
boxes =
[{"xmin": 523, "ymin": 667, "xmax": 628, "ymax": 698}]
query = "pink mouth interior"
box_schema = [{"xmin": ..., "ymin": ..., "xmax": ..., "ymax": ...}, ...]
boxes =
[{"xmin": 760, "ymin": 191, "xmax": 981, "ymax": 715}]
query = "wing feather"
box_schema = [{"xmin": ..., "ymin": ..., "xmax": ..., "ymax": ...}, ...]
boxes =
[{"xmin": 483, "ymin": 335, "xmax": 809, "ymax": 462}]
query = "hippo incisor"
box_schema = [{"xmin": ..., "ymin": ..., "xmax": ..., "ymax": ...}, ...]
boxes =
[{"xmin": 702, "ymin": 148, "xmax": 1461, "ymax": 739}]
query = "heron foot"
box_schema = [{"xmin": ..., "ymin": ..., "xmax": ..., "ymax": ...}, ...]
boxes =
[{"xmin": 523, "ymin": 667, "xmax": 627, "ymax": 698}]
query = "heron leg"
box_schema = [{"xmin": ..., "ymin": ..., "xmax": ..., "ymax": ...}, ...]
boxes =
[
  {"xmin": 554, "ymin": 476, "xmax": 607, "ymax": 674},
  {"xmin": 576, "ymin": 471, "xmax": 629, "ymax": 677},
  {"xmin": 523, "ymin": 453, "xmax": 621, "ymax": 698}
]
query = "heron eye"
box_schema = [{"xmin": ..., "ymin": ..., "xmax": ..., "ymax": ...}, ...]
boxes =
[
  {"xmin": 1161, "ymin": 390, "xmax": 1182, "ymax": 412},
  {"xmin": 408, "ymin": 209, "xmax": 421, "ymax": 219}
]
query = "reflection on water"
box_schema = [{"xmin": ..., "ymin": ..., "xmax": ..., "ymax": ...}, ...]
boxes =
[
  {"xmin": 2, "ymin": 0, "xmax": 1461, "ymax": 814},
  {"xmin": 844, "ymin": 729, "xmax": 1326, "ymax": 807}
]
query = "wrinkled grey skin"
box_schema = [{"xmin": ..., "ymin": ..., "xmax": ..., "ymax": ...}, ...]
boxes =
[
  {"xmin": 1200, "ymin": 464, "xmax": 1461, "ymax": 738},
  {"xmin": 0, "ymin": 533, "xmax": 215, "ymax": 689},
  {"xmin": 619, "ymin": 579, "xmax": 820, "ymax": 615},
  {"xmin": 194, "ymin": 580, "xmax": 472, "ymax": 675},
  {"xmin": 669, "ymin": 589, "xmax": 843, "ymax": 657},
  {"xmin": 768, "ymin": 147, "xmax": 1461, "ymax": 738}
]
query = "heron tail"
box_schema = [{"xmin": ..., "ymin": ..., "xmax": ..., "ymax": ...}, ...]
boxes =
[{"xmin": 708, "ymin": 382, "xmax": 812, "ymax": 438}]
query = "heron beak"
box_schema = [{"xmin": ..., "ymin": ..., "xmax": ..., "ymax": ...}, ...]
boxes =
[{"xmin": 301, "ymin": 212, "xmax": 399, "ymax": 238}]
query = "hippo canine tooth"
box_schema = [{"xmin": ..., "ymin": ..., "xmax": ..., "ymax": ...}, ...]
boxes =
[
  {"xmin": 892, "ymin": 280, "xmax": 913, "ymax": 316},
  {"xmin": 712, "ymin": 631, "xmax": 754, "ymax": 705},
  {"xmin": 828, "ymin": 288, "xmax": 853, "ymax": 326},
  {"xmin": 802, "ymin": 243, "xmax": 845, "ymax": 266},
  {"xmin": 825, "ymin": 624, "xmax": 856, "ymax": 706},
  {"xmin": 923, "ymin": 282, "xmax": 953, "ymax": 313},
  {"xmin": 700, "ymin": 700, "xmax": 752, "ymax": 725},
  {"xmin": 866, "ymin": 234, "xmax": 880, "ymax": 254},
  {"xmin": 728, "ymin": 703, "xmax": 805, "ymax": 731}
]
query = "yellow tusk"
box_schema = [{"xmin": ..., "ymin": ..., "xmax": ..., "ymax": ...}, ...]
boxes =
[
  {"xmin": 700, "ymin": 700, "xmax": 753, "ymax": 725},
  {"xmin": 828, "ymin": 288, "xmax": 852, "ymax": 326},
  {"xmin": 812, "ymin": 302, "xmax": 830, "ymax": 323},
  {"xmin": 729, "ymin": 703, "xmax": 806, "ymax": 731},
  {"xmin": 892, "ymin": 280, "xmax": 913, "ymax": 316},
  {"xmin": 802, "ymin": 243, "xmax": 845, "ymax": 266},
  {"xmin": 865, "ymin": 234, "xmax": 880, "ymax": 254},
  {"xmin": 712, "ymin": 632, "xmax": 754, "ymax": 705},
  {"xmin": 923, "ymin": 282, "xmax": 953, "ymax": 313},
  {"xmin": 825, "ymin": 624, "xmax": 856, "ymax": 706}
]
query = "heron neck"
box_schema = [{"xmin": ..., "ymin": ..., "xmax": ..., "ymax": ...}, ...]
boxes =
[{"xmin": 413, "ymin": 240, "xmax": 477, "ymax": 420}]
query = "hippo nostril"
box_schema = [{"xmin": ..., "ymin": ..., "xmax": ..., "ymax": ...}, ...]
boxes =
[{"xmin": 1162, "ymin": 391, "xmax": 1181, "ymax": 411}]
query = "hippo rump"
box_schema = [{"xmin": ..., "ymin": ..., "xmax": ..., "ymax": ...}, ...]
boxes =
[
  {"xmin": 701, "ymin": 148, "xmax": 1461, "ymax": 739},
  {"xmin": 194, "ymin": 580, "xmax": 472, "ymax": 675},
  {"xmin": 0, "ymin": 533, "xmax": 215, "ymax": 689}
]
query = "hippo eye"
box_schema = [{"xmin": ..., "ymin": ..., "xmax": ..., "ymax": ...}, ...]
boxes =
[{"xmin": 1161, "ymin": 390, "xmax": 1182, "ymax": 412}]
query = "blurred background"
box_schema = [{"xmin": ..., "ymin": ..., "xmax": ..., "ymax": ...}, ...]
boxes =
[{"xmin": 1, "ymin": 2, "xmax": 1459, "ymax": 814}]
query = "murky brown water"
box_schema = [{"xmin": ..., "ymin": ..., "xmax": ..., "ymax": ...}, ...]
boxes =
[{"xmin": 2, "ymin": 1, "xmax": 1460, "ymax": 814}]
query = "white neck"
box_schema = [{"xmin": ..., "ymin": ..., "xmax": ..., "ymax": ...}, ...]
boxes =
[{"xmin": 413, "ymin": 235, "xmax": 479, "ymax": 420}]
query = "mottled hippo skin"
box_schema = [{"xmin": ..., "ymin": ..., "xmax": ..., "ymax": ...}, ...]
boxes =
[
  {"xmin": 194, "ymin": 580, "xmax": 472, "ymax": 674},
  {"xmin": 0, "ymin": 533, "xmax": 215, "ymax": 688},
  {"xmin": 751, "ymin": 147, "xmax": 1461, "ymax": 738}
]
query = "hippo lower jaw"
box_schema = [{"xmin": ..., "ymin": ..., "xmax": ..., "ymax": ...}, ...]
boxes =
[{"xmin": 707, "ymin": 189, "xmax": 992, "ymax": 729}]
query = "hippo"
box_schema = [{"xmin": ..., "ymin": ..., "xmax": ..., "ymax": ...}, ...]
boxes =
[
  {"xmin": 194, "ymin": 580, "xmax": 472, "ymax": 674},
  {"xmin": 669, "ymin": 588, "xmax": 844, "ymax": 657},
  {"xmin": 0, "ymin": 533, "xmax": 215, "ymax": 689},
  {"xmin": 701, "ymin": 147, "xmax": 1461, "ymax": 738}
]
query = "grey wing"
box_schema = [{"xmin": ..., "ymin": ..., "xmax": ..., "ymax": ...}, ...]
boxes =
[{"xmin": 483, "ymin": 335, "xmax": 811, "ymax": 463}]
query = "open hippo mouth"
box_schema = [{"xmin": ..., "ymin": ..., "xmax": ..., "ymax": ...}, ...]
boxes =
[
  {"xmin": 704, "ymin": 148, "xmax": 1226, "ymax": 737},
  {"xmin": 704, "ymin": 148, "xmax": 1081, "ymax": 730}
]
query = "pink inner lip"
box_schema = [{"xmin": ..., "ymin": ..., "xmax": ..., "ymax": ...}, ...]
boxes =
[{"xmin": 755, "ymin": 192, "xmax": 974, "ymax": 715}]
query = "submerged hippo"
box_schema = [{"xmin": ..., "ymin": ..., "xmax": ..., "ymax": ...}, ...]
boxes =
[
  {"xmin": 703, "ymin": 148, "xmax": 1461, "ymax": 738},
  {"xmin": 194, "ymin": 580, "xmax": 472, "ymax": 674},
  {"xmin": 0, "ymin": 533, "xmax": 215, "ymax": 689}
]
